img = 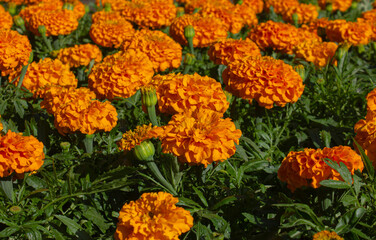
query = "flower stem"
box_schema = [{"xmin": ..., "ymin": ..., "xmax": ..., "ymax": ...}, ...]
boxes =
[
  {"xmin": 147, "ymin": 105, "xmax": 159, "ymax": 126},
  {"xmin": 183, "ymin": 65, "xmax": 191, "ymax": 74},
  {"xmin": 83, "ymin": 134, "xmax": 94, "ymax": 154},
  {"xmin": 17, "ymin": 64, "xmax": 29, "ymax": 88}
]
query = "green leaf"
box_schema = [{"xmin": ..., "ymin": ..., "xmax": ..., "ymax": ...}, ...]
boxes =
[
  {"xmin": 0, "ymin": 177, "xmax": 14, "ymax": 203},
  {"xmin": 55, "ymin": 215, "xmax": 81, "ymax": 234},
  {"xmin": 235, "ymin": 144, "xmax": 248, "ymax": 161},
  {"xmin": 320, "ymin": 179, "xmax": 350, "ymax": 189},
  {"xmin": 353, "ymin": 139, "xmax": 375, "ymax": 180},
  {"xmin": 0, "ymin": 101, "xmax": 8, "ymax": 115},
  {"xmin": 82, "ymin": 207, "xmax": 111, "ymax": 233},
  {"xmin": 242, "ymin": 213, "xmax": 257, "ymax": 224},
  {"xmin": 211, "ymin": 196, "xmax": 237, "ymax": 210},
  {"xmin": 280, "ymin": 219, "xmax": 319, "ymax": 230},
  {"xmin": 243, "ymin": 160, "xmax": 270, "ymax": 172},
  {"xmin": 0, "ymin": 227, "xmax": 19, "ymax": 237},
  {"xmin": 351, "ymin": 228, "xmax": 371, "ymax": 240},
  {"xmin": 192, "ymin": 186, "xmax": 208, "ymax": 208},
  {"xmin": 13, "ymin": 99, "xmax": 24, "ymax": 118},
  {"xmin": 50, "ymin": 228, "xmax": 65, "ymax": 240},
  {"xmin": 26, "ymin": 175, "xmax": 48, "ymax": 189},
  {"xmin": 177, "ymin": 197, "xmax": 202, "ymax": 209},
  {"xmin": 335, "ymin": 207, "xmax": 366, "ymax": 234},
  {"xmin": 25, "ymin": 228, "xmax": 42, "ymax": 240}
]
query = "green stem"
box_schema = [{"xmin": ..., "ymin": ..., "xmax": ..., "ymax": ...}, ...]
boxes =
[
  {"xmin": 17, "ymin": 64, "xmax": 29, "ymax": 88},
  {"xmin": 187, "ymin": 37, "xmax": 194, "ymax": 55},
  {"xmin": 147, "ymin": 105, "xmax": 159, "ymax": 126},
  {"xmin": 83, "ymin": 134, "xmax": 94, "ymax": 154},
  {"xmin": 183, "ymin": 65, "xmax": 191, "ymax": 74},
  {"xmin": 41, "ymin": 35, "xmax": 53, "ymax": 52},
  {"xmin": 147, "ymin": 160, "xmax": 178, "ymax": 195}
]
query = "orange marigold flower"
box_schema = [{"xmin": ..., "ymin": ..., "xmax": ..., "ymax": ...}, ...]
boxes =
[
  {"xmin": 121, "ymin": 29, "xmax": 182, "ymax": 72},
  {"xmin": 278, "ymin": 146, "xmax": 364, "ymax": 192},
  {"xmin": 28, "ymin": 9, "xmax": 79, "ymax": 36},
  {"xmin": 264, "ymin": 0, "xmax": 299, "ymax": 14},
  {"xmin": 117, "ymin": 124, "xmax": 158, "ymax": 152},
  {"xmin": 282, "ymin": 4, "xmax": 319, "ymax": 25},
  {"xmin": 10, "ymin": 58, "xmax": 77, "ymax": 97},
  {"xmin": 66, "ymin": 0, "xmax": 86, "ymax": 20},
  {"xmin": 366, "ymin": 88, "xmax": 376, "ymax": 112},
  {"xmin": 326, "ymin": 20, "xmax": 373, "ymax": 46},
  {"xmin": 88, "ymin": 50, "xmax": 154, "ymax": 100},
  {"xmin": 57, "ymin": 44, "xmax": 103, "ymax": 68},
  {"xmin": 90, "ymin": 19, "xmax": 135, "ymax": 48},
  {"xmin": 301, "ymin": 18, "xmax": 330, "ymax": 36},
  {"xmin": 223, "ymin": 56, "xmax": 305, "ymax": 109},
  {"xmin": 121, "ymin": 0, "xmax": 177, "ymax": 29},
  {"xmin": 0, "ymin": 29, "xmax": 32, "ymax": 77},
  {"xmin": 19, "ymin": 0, "xmax": 63, "ymax": 25},
  {"xmin": 151, "ymin": 109, "xmax": 241, "ymax": 167},
  {"xmin": 184, "ymin": 0, "xmax": 233, "ymax": 14},
  {"xmin": 95, "ymin": 0, "xmax": 129, "ymax": 11},
  {"xmin": 233, "ymin": 4, "xmax": 258, "ymax": 29},
  {"xmin": 0, "ymin": 8, "xmax": 13, "ymax": 29},
  {"xmin": 114, "ymin": 192, "xmax": 193, "ymax": 240},
  {"xmin": 242, "ymin": 0, "xmax": 264, "ymax": 14},
  {"xmin": 362, "ymin": 9, "xmax": 376, "ymax": 22},
  {"xmin": 208, "ymin": 38, "xmax": 261, "ymax": 66},
  {"xmin": 0, "ymin": 130, "xmax": 45, "ymax": 178},
  {"xmin": 151, "ymin": 73, "xmax": 229, "ymax": 115},
  {"xmin": 318, "ymin": 0, "xmax": 352, "ymax": 12},
  {"xmin": 0, "ymin": 115, "xmax": 3, "ymax": 132},
  {"xmin": 170, "ymin": 14, "xmax": 228, "ymax": 48},
  {"xmin": 91, "ymin": 9, "xmax": 123, "ymax": 24},
  {"xmin": 294, "ymin": 41, "xmax": 338, "ymax": 67},
  {"xmin": 354, "ymin": 111, "xmax": 376, "ymax": 168},
  {"xmin": 313, "ymin": 230, "xmax": 344, "ymax": 240},
  {"xmin": 40, "ymin": 86, "xmax": 96, "ymax": 114}
]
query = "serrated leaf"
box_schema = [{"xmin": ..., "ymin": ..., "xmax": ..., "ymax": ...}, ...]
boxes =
[
  {"xmin": 13, "ymin": 99, "xmax": 24, "ymax": 118},
  {"xmin": 50, "ymin": 228, "xmax": 65, "ymax": 240},
  {"xmin": 192, "ymin": 186, "xmax": 208, "ymax": 208},
  {"xmin": 335, "ymin": 207, "xmax": 366, "ymax": 234},
  {"xmin": 82, "ymin": 207, "xmax": 110, "ymax": 233},
  {"xmin": 55, "ymin": 215, "xmax": 81, "ymax": 234},
  {"xmin": 320, "ymin": 179, "xmax": 350, "ymax": 189}
]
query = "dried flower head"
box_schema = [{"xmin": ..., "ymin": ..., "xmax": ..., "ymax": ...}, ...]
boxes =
[
  {"xmin": 294, "ymin": 41, "xmax": 338, "ymax": 67},
  {"xmin": 170, "ymin": 14, "xmax": 227, "ymax": 48},
  {"xmin": 0, "ymin": 29, "xmax": 32, "ymax": 76},
  {"xmin": 0, "ymin": 130, "xmax": 45, "ymax": 178},
  {"xmin": 278, "ymin": 146, "xmax": 364, "ymax": 192},
  {"xmin": 117, "ymin": 124, "xmax": 158, "ymax": 152},
  {"xmin": 88, "ymin": 50, "xmax": 154, "ymax": 100},
  {"xmin": 10, "ymin": 58, "xmax": 77, "ymax": 97},
  {"xmin": 326, "ymin": 20, "xmax": 373, "ymax": 46},
  {"xmin": 318, "ymin": 0, "xmax": 352, "ymax": 12},
  {"xmin": 0, "ymin": 7, "xmax": 13, "ymax": 29},
  {"xmin": 114, "ymin": 192, "xmax": 193, "ymax": 240},
  {"xmin": 313, "ymin": 230, "xmax": 344, "ymax": 240},
  {"xmin": 90, "ymin": 19, "xmax": 135, "ymax": 48},
  {"xmin": 208, "ymin": 38, "xmax": 261, "ymax": 66},
  {"xmin": 57, "ymin": 44, "xmax": 103, "ymax": 68},
  {"xmin": 151, "ymin": 73, "xmax": 229, "ymax": 115},
  {"xmin": 151, "ymin": 109, "xmax": 242, "ymax": 167},
  {"xmin": 223, "ymin": 56, "xmax": 305, "ymax": 109},
  {"xmin": 122, "ymin": 29, "xmax": 182, "ymax": 72}
]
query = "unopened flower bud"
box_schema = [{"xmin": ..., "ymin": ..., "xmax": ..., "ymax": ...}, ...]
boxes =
[
  {"xmin": 237, "ymin": 0, "xmax": 243, "ymax": 5},
  {"xmin": 104, "ymin": 3, "xmax": 111, "ymax": 12},
  {"xmin": 294, "ymin": 65, "xmax": 305, "ymax": 80},
  {"xmin": 9, "ymin": 206, "xmax": 22, "ymax": 214},
  {"xmin": 62, "ymin": 3, "xmax": 74, "ymax": 11},
  {"xmin": 326, "ymin": 4, "xmax": 333, "ymax": 12},
  {"xmin": 134, "ymin": 141, "xmax": 155, "ymax": 161},
  {"xmin": 184, "ymin": 25, "xmax": 195, "ymax": 39},
  {"xmin": 38, "ymin": 25, "xmax": 47, "ymax": 36},
  {"xmin": 141, "ymin": 86, "xmax": 158, "ymax": 108},
  {"xmin": 8, "ymin": 3, "xmax": 17, "ymax": 16},
  {"xmin": 13, "ymin": 15, "xmax": 25, "ymax": 28},
  {"xmin": 184, "ymin": 53, "xmax": 196, "ymax": 65},
  {"xmin": 60, "ymin": 142, "xmax": 71, "ymax": 153},
  {"xmin": 351, "ymin": 2, "xmax": 358, "ymax": 9},
  {"xmin": 176, "ymin": 7, "xmax": 184, "ymax": 18},
  {"xmin": 317, "ymin": 78, "xmax": 325, "ymax": 85}
]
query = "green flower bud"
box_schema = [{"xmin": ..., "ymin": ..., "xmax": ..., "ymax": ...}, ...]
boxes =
[
  {"xmin": 60, "ymin": 142, "xmax": 71, "ymax": 153},
  {"xmin": 294, "ymin": 65, "xmax": 305, "ymax": 80},
  {"xmin": 62, "ymin": 3, "xmax": 74, "ymax": 11},
  {"xmin": 326, "ymin": 4, "xmax": 333, "ymax": 12},
  {"xmin": 85, "ymin": 5, "xmax": 90, "ymax": 13},
  {"xmin": 184, "ymin": 25, "xmax": 195, "ymax": 39},
  {"xmin": 8, "ymin": 3, "xmax": 17, "ymax": 16},
  {"xmin": 13, "ymin": 15, "xmax": 25, "ymax": 28},
  {"xmin": 104, "ymin": 3, "xmax": 111, "ymax": 12},
  {"xmin": 237, "ymin": 0, "xmax": 243, "ymax": 5},
  {"xmin": 38, "ymin": 25, "xmax": 47, "ymax": 36},
  {"xmin": 141, "ymin": 86, "xmax": 158, "ymax": 108},
  {"xmin": 176, "ymin": 7, "xmax": 184, "ymax": 18},
  {"xmin": 9, "ymin": 206, "xmax": 22, "ymax": 214},
  {"xmin": 351, "ymin": 1, "xmax": 358, "ymax": 9},
  {"xmin": 316, "ymin": 78, "xmax": 325, "ymax": 85},
  {"xmin": 134, "ymin": 141, "xmax": 155, "ymax": 161},
  {"xmin": 184, "ymin": 53, "xmax": 196, "ymax": 65},
  {"xmin": 292, "ymin": 13, "xmax": 299, "ymax": 26}
]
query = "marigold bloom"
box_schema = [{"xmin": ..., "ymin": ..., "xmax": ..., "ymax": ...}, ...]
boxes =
[
  {"xmin": 278, "ymin": 146, "xmax": 363, "ymax": 192},
  {"xmin": 326, "ymin": 20, "xmax": 373, "ymax": 46},
  {"xmin": 208, "ymin": 38, "xmax": 261, "ymax": 66},
  {"xmin": 318, "ymin": 0, "xmax": 352, "ymax": 12},
  {"xmin": 57, "ymin": 44, "xmax": 103, "ymax": 68},
  {"xmin": 294, "ymin": 41, "xmax": 338, "ymax": 67},
  {"xmin": 184, "ymin": 0, "xmax": 233, "ymax": 14},
  {"xmin": 0, "ymin": 130, "xmax": 45, "ymax": 178},
  {"xmin": 0, "ymin": 8, "xmax": 13, "ymax": 29},
  {"xmin": 242, "ymin": 0, "xmax": 264, "ymax": 14},
  {"xmin": 115, "ymin": 192, "xmax": 193, "ymax": 240},
  {"xmin": 91, "ymin": 9, "xmax": 123, "ymax": 24},
  {"xmin": 354, "ymin": 111, "xmax": 376, "ymax": 168},
  {"xmin": 362, "ymin": 9, "xmax": 376, "ymax": 23},
  {"xmin": 121, "ymin": 0, "xmax": 176, "ymax": 29},
  {"xmin": 10, "ymin": 58, "xmax": 77, "ymax": 97},
  {"xmin": 0, "ymin": 115, "xmax": 3, "ymax": 132},
  {"xmin": 96, "ymin": 0, "xmax": 129, "ymax": 11},
  {"xmin": 282, "ymin": 4, "xmax": 319, "ymax": 25},
  {"xmin": 170, "ymin": 14, "xmax": 227, "ymax": 48},
  {"xmin": 121, "ymin": 29, "xmax": 182, "ymax": 72},
  {"xmin": 223, "ymin": 56, "xmax": 305, "ymax": 109},
  {"xmin": 88, "ymin": 50, "xmax": 154, "ymax": 100},
  {"xmin": 117, "ymin": 124, "xmax": 158, "ymax": 152},
  {"xmin": 151, "ymin": 109, "xmax": 241, "ymax": 167},
  {"xmin": 0, "ymin": 29, "xmax": 32, "ymax": 76},
  {"xmin": 28, "ymin": 9, "xmax": 79, "ymax": 36},
  {"xmin": 19, "ymin": 0, "xmax": 63, "ymax": 25},
  {"xmin": 366, "ymin": 88, "xmax": 376, "ymax": 112},
  {"xmin": 264, "ymin": 0, "xmax": 299, "ymax": 14},
  {"xmin": 90, "ymin": 19, "xmax": 135, "ymax": 48},
  {"xmin": 151, "ymin": 73, "xmax": 229, "ymax": 115},
  {"xmin": 301, "ymin": 18, "xmax": 330, "ymax": 35},
  {"xmin": 233, "ymin": 4, "xmax": 258, "ymax": 29},
  {"xmin": 313, "ymin": 230, "xmax": 344, "ymax": 240}
]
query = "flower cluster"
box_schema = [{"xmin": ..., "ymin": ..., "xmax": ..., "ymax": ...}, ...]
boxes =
[
  {"xmin": 242, "ymin": 0, "xmax": 264, "ymax": 14},
  {"xmin": 223, "ymin": 56, "xmax": 305, "ymax": 109},
  {"xmin": 264, "ymin": 0, "xmax": 299, "ymax": 14},
  {"xmin": 122, "ymin": 29, "xmax": 182, "ymax": 73},
  {"xmin": 169, "ymin": 14, "xmax": 228, "ymax": 48},
  {"xmin": 294, "ymin": 41, "xmax": 338, "ymax": 67},
  {"xmin": 0, "ymin": 29, "xmax": 32, "ymax": 76},
  {"xmin": 88, "ymin": 50, "xmax": 154, "ymax": 100},
  {"xmin": 326, "ymin": 19, "xmax": 373, "ymax": 46},
  {"xmin": 114, "ymin": 192, "xmax": 193, "ymax": 240},
  {"xmin": 57, "ymin": 44, "xmax": 103, "ymax": 68},
  {"xmin": 117, "ymin": 124, "xmax": 157, "ymax": 152},
  {"xmin": 151, "ymin": 73, "xmax": 229, "ymax": 115},
  {"xmin": 151, "ymin": 109, "xmax": 242, "ymax": 167},
  {"xmin": 9, "ymin": 58, "xmax": 77, "ymax": 97},
  {"xmin": 121, "ymin": 0, "xmax": 176, "ymax": 29},
  {"xmin": 91, "ymin": 9, "xmax": 123, "ymax": 24},
  {"xmin": 0, "ymin": 6, "xmax": 13, "ymax": 29},
  {"xmin": 278, "ymin": 146, "xmax": 364, "ymax": 192},
  {"xmin": 208, "ymin": 38, "xmax": 261, "ymax": 66},
  {"xmin": 183, "ymin": 0, "xmax": 233, "ymax": 14},
  {"xmin": 19, "ymin": 0, "xmax": 62, "ymax": 24},
  {"xmin": 95, "ymin": 0, "xmax": 128, "ymax": 11},
  {"xmin": 301, "ymin": 18, "xmax": 330, "ymax": 35},
  {"xmin": 318, "ymin": 0, "xmax": 352, "ymax": 12},
  {"xmin": 90, "ymin": 19, "xmax": 135, "ymax": 48},
  {"xmin": 233, "ymin": 4, "xmax": 259, "ymax": 29},
  {"xmin": 0, "ymin": 130, "xmax": 45, "ymax": 178},
  {"xmin": 313, "ymin": 230, "xmax": 344, "ymax": 240},
  {"xmin": 281, "ymin": 3, "xmax": 319, "ymax": 25}
]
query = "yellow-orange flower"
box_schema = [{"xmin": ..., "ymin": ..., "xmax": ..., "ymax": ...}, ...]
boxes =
[
  {"xmin": 208, "ymin": 38, "xmax": 261, "ymax": 66},
  {"xmin": 294, "ymin": 41, "xmax": 338, "ymax": 67},
  {"xmin": 366, "ymin": 88, "xmax": 376, "ymax": 112},
  {"xmin": 57, "ymin": 44, "xmax": 103, "ymax": 68},
  {"xmin": 151, "ymin": 73, "xmax": 229, "ymax": 115},
  {"xmin": 301, "ymin": 18, "xmax": 330, "ymax": 36},
  {"xmin": 184, "ymin": 0, "xmax": 233, "ymax": 14},
  {"xmin": 313, "ymin": 230, "xmax": 344, "ymax": 240},
  {"xmin": 264, "ymin": 0, "xmax": 299, "ymax": 14},
  {"xmin": 326, "ymin": 20, "xmax": 373, "ymax": 46},
  {"xmin": 88, "ymin": 50, "xmax": 154, "ymax": 100},
  {"xmin": 91, "ymin": 9, "xmax": 123, "ymax": 24},
  {"xmin": 90, "ymin": 19, "xmax": 135, "ymax": 48},
  {"xmin": 233, "ymin": 4, "xmax": 258, "ymax": 29},
  {"xmin": 223, "ymin": 56, "xmax": 305, "ymax": 109},
  {"xmin": 114, "ymin": 192, "xmax": 193, "ymax": 240},
  {"xmin": 0, "ymin": 115, "xmax": 3, "ymax": 132},
  {"xmin": 242, "ymin": 0, "xmax": 264, "ymax": 14},
  {"xmin": 10, "ymin": 58, "xmax": 77, "ymax": 97},
  {"xmin": 169, "ymin": 14, "xmax": 228, "ymax": 48},
  {"xmin": 0, "ymin": 7, "xmax": 13, "ymax": 29},
  {"xmin": 66, "ymin": 0, "xmax": 86, "ymax": 20},
  {"xmin": 282, "ymin": 4, "xmax": 319, "ymax": 25},
  {"xmin": 318, "ymin": 0, "xmax": 352, "ymax": 12},
  {"xmin": 0, "ymin": 29, "xmax": 32, "ymax": 76},
  {"xmin": 278, "ymin": 146, "xmax": 364, "ymax": 192},
  {"xmin": 121, "ymin": 0, "xmax": 176, "ymax": 29},
  {"xmin": 121, "ymin": 29, "xmax": 182, "ymax": 72},
  {"xmin": 117, "ymin": 124, "xmax": 158, "ymax": 152},
  {"xmin": 19, "ymin": 0, "xmax": 63, "ymax": 25},
  {"xmin": 0, "ymin": 130, "xmax": 45, "ymax": 178},
  {"xmin": 354, "ymin": 111, "xmax": 376, "ymax": 168},
  {"xmin": 28, "ymin": 9, "xmax": 79, "ymax": 36}
]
